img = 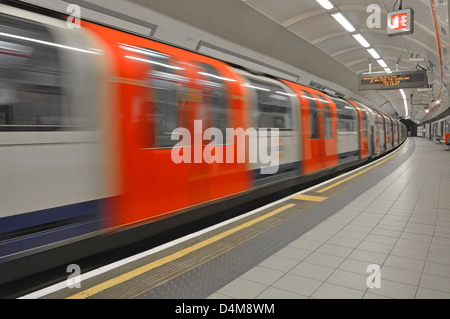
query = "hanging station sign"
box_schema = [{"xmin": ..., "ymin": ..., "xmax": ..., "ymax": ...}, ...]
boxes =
[
  {"xmin": 387, "ymin": 8, "xmax": 414, "ymax": 37},
  {"xmin": 358, "ymin": 69, "xmax": 428, "ymax": 91}
]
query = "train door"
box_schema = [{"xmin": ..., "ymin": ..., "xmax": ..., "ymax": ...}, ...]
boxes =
[
  {"xmin": 374, "ymin": 111, "xmax": 385, "ymax": 152},
  {"xmin": 395, "ymin": 120, "xmax": 398, "ymax": 146},
  {"xmin": 318, "ymin": 93, "xmax": 339, "ymax": 169},
  {"xmin": 300, "ymin": 90, "xmax": 324, "ymax": 173},
  {"xmin": 298, "ymin": 89, "xmax": 327, "ymax": 173},
  {"xmin": 374, "ymin": 113, "xmax": 380, "ymax": 154},
  {"xmin": 239, "ymin": 73, "xmax": 301, "ymax": 183},
  {"xmin": 193, "ymin": 61, "xmax": 250, "ymax": 199},
  {"xmin": 384, "ymin": 115, "xmax": 392, "ymax": 150},
  {"xmin": 347, "ymin": 100, "xmax": 369, "ymax": 159}
]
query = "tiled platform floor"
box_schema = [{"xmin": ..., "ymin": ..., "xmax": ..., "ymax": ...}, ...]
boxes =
[{"xmin": 208, "ymin": 138, "xmax": 450, "ymax": 299}]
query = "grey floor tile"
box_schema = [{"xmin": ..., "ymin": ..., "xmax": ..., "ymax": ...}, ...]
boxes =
[
  {"xmin": 271, "ymin": 274, "xmax": 322, "ymax": 297},
  {"xmin": 336, "ymin": 230, "xmax": 368, "ymax": 241},
  {"xmin": 423, "ymin": 261, "xmax": 450, "ymax": 278},
  {"xmin": 419, "ymin": 273, "xmax": 450, "ymax": 294},
  {"xmin": 312, "ymin": 283, "xmax": 364, "ymax": 299},
  {"xmin": 367, "ymin": 279, "xmax": 417, "ymax": 299},
  {"xmin": 259, "ymin": 255, "xmax": 299, "ymax": 272},
  {"xmin": 311, "ymin": 225, "xmax": 342, "ymax": 236},
  {"xmin": 300, "ymin": 231, "xmax": 333, "ymax": 243},
  {"xmin": 403, "ymin": 223, "xmax": 435, "ymax": 236},
  {"xmin": 431, "ymin": 236, "xmax": 450, "ymax": 246},
  {"xmin": 416, "ymin": 287, "xmax": 450, "ymax": 299},
  {"xmin": 274, "ymin": 246, "xmax": 312, "ymax": 262},
  {"xmin": 409, "ymin": 217, "xmax": 436, "ymax": 225},
  {"xmin": 426, "ymin": 251, "xmax": 450, "ymax": 265},
  {"xmin": 342, "ymin": 224, "xmax": 373, "ymax": 234},
  {"xmin": 288, "ymin": 238, "xmax": 323, "ymax": 251},
  {"xmin": 326, "ymin": 269, "xmax": 369, "ymax": 291},
  {"xmin": 363, "ymin": 292, "xmax": 392, "ymax": 299},
  {"xmin": 380, "ymin": 265, "xmax": 422, "ymax": 286},
  {"xmin": 400, "ymin": 232, "xmax": 432, "ymax": 243},
  {"xmin": 390, "ymin": 245, "xmax": 429, "ymax": 261},
  {"xmin": 289, "ymin": 262, "xmax": 335, "ymax": 281},
  {"xmin": 348, "ymin": 249, "xmax": 388, "ymax": 264},
  {"xmin": 357, "ymin": 241, "xmax": 393, "ymax": 254},
  {"xmin": 316, "ymin": 243, "xmax": 353, "ymax": 258},
  {"xmin": 241, "ymin": 266, "xmax": 285, "ymax": 286},
  {"xmin": 302, "ymin": 252, "xmax": 345, "ymax": 268},
  {"xmin": 434, "ymin": 231, "xmax": 450, "ymax": 239},
  {"xmin": 384, "ymin": 255, "xmax": 425, "ymax": 272},
  {"xmin": 395, "ymin": 238, "xmax": 431, "ymax": 250},
  {"xmin": 256, "ymin": 286, "xmax": 308, "ymax": 299},
  {"xmin": 217, "ymin": 278, "xmax": 268, "ymax": 299},
  {"xmin": 365, "ymin": 234, "xmax": 398, "ymax": 246},
  {"xmin": 326, "ymin": 235, "xmax": 362, "ymax": 249},
  {"xmin": 376, "ymin": 224, "xmax": 405, "ymax": 232},
  {"xmin": 338, "ymin": 259, "xmax": 375, "ymax": 276},
  {"xmin": 370, "ymin": 228, "xmax": 402, "ymax": 238}
]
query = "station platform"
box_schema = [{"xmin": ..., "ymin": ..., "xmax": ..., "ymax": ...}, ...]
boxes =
[{"xmin": 22, "ymin": 137, "xmax": 450, "ymax": 299}]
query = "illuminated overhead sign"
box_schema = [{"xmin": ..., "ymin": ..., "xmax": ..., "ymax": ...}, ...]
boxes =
[
  {"xmin": 358, "ymin": 69, "xmax": 428, "ymax": 91},
  {"xmin": 387, "ymin": 8, "xmax": 414, "ymax": 36}
]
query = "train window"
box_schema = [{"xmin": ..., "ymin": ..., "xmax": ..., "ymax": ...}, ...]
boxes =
[
  {"xmin": 136, "ymin": 47, "xmax": 189, "ymax": 148},
  {"xmin": 362, "ymin": 112, "xmax": 368, "ymax": 137},
  {"xmin": 247, "ymin": 79, "xmax": 293, "ymax": 130},
  {"xmin": 198, "ymin": 62, "xmax": 228, "ymax": 140},
  {"xmin": 300, "ymin": 91, "xmax": 319, "ymax": 139},
  {"xmin": 335, "ymin": 100, "xmax": 357, "ymax": 133},
  {"xmin": 0, "ymin": 14, "xmax": 95, "ymax": 131},
  {"xmin": 324, "ymin": 106, "xmax": 332, "ymax": 139}
]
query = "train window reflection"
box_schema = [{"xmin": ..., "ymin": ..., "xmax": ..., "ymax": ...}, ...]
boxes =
[
  {"xmin": 0, "ymin": 13, "xmax": 96, "ymax": 131},
  {"xmin": 335, "ymin": 100, "xmax": 357, "ymax": 133},
  {"xmin": 300, "ymin": 90, "xmax": 319, "ymax": 140},
  {"xmin": 325, "ymin": 106, "xmax": 333, "ymax": 139},
  {"xmin": 141, "ymin": 50, "xmax": 186, "ymax": 148},
  {"xmin": 198, "ymin": 62, "xmax": 228, "ymax": 141},
  {"xmin": 246, "ymin": 78, "xmax": 293, "ymax": 130}
]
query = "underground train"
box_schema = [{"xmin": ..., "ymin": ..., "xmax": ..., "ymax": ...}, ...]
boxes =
[
  {"xmin": 0, "ymin": 3, "xmax": 407, "ymax": 283},
  {"xmin": 424, "ymin": 115, "xmax": 450, "ymax": 143}
]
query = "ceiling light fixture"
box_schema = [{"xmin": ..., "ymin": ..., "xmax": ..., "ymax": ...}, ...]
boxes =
[
  {"xmin": 367, "ymin": 48, "xmax": 380, "ymax": 59},
  {"xmin": 400, "ymin": 89, "xmax": 409, "ymax": 118},
  {"xmin": 352, "ymin": 33, "xmax": 370, "ymax": 48},
  {"xmin": 331, "ymin": 12, "xmax": 356, "ymax": 32},
  {"xmin": 377, "ymin": 59, "xmax": 388, "ymax": 68},
  {"xmin": 315, "ymin": 0, "xmax": 334, "ymax": 10}
]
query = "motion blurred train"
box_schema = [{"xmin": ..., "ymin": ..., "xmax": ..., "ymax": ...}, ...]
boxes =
[{"xmin": 0, "ymin": 3, "xmax": 407, "ymax": 283}]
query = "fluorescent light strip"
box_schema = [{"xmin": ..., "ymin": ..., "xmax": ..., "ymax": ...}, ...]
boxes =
[
  {"xmin": 126, "ymin": 55, "xmax": 184, "ymax": 70},
  {"xmin": 331, "ymin": 12, "xmax": 356, "ymax": 32},
  {"xmin": 243, "ymin": 83, "xmax": 270, "ymax": 91},
  {"xmin": 198, "ymin": 72, "xmax": 236, "ymax": 82},
  {"xmin": 377, "ymin": 59, "xmax": 388, "ymax": 68},
  {"xmin": 384, "ymin": 67, "xmax": 392, "ymax": 73},
  {"xmin": 0, "ymin": 32, "xmax": 100, "ymax": 55},
  {"xmin": 399, "ymin": 89, "xmax": 409, "ymax": 118},
  {"xmin": 367, "ymin": 48, "xmax": 380, "ymax": 59},
  {"xmin": 316, "ymin": 0, "xmax": 334, "ymax": 10},
  {"xmin": 352, "ymin": 34, "xmax": 370, "ymax": 48}
]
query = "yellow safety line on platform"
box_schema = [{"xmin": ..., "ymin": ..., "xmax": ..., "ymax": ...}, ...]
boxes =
[
  {"xmin": 293, "ymin": 194, "xmax": 327, "ymax": 202},
  {"xmin": 66, "ymin": 203, "xmax": 296, "ymax": 299},
  {"xmin": 317, "ymin": 139, "xmax": 409, "ymax": 194}
]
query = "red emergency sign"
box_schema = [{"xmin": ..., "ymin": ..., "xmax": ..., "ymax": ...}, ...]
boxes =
[{"xmin": 390, "ymin": 13, "xmax": 408, "ymax": 30}]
